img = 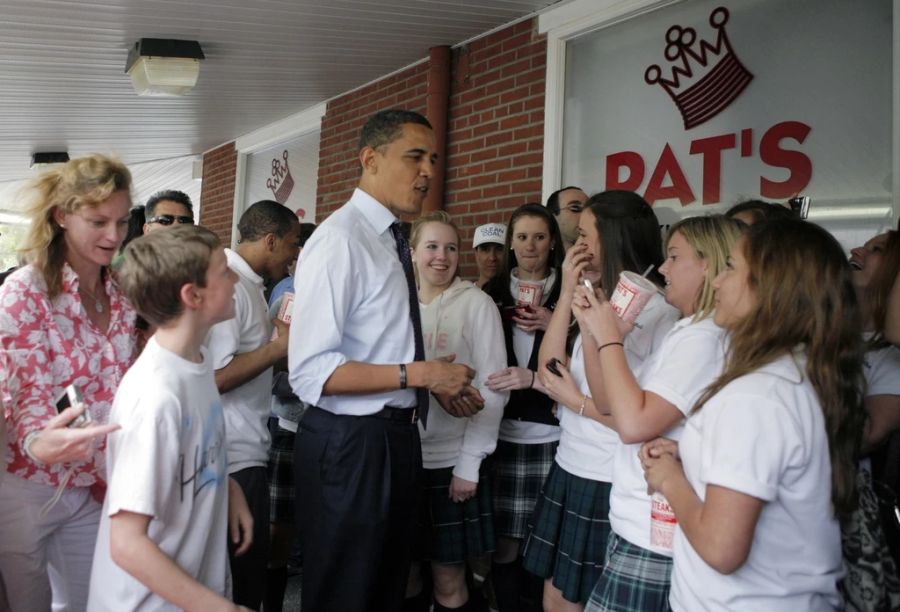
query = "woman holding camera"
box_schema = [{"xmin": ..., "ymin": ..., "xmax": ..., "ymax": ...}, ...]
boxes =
[{"xmin": 0, "ymin": 154, "xmax": 137, "ymax": 611}]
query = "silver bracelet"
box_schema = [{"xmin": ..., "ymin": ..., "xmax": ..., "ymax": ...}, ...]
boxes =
[{"xmin": 23, "ymin": 431, "xmax": 42, "ymax": 463}]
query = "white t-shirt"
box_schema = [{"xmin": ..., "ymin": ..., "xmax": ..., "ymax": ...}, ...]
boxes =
[
  {"xmin": 670, "ymin": 352, "xmax": 842, "ymax": 612},
  {"xmin": 555, "ymin": 294, "xmax": 678, "ymax": 482},
  {"xmin": 609, "ymin": 316, "xmax": 726, "ymax": 555},
  {"xmin": 863, "ymin": 341, "xmax": 900, "ymax": 396},
  {"xmin": 499, "ymin": 269, "xmax": 560, "ymax": 444},
  {"xmin": 88, "ymin": 338, "xmax": 230, "ymax": 611},
  {"xmin": 205, "ymin": 248, "xmax": 273, "ymax": 473}
]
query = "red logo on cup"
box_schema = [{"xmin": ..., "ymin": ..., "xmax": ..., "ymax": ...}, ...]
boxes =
[{"xmin": 645, "ymin": 7, "xmax": 753, "ymax": 130}]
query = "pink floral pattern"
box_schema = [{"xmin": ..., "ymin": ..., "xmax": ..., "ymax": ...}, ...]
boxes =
[{"xmin": 0, "ymin": 263, "xmax": 136, "ymax": 487}]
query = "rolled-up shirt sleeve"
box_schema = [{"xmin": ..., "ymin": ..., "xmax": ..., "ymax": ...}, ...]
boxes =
[
  {"xmin": 288, "ymin": 228, "xmax": 355, "ymax": 407},
  {"xmin": 454, "ymin": 295, "xmax": 508, "ymax": 482}
]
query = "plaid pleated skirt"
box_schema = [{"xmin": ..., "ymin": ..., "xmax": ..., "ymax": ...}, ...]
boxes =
[
  {"xmin": 585, "ymin": 532, "xmax": 673, "ymax": 612},
  {"xmin": 266, "ymin": 420, "xmax": 296, "ymax": 524},
  {"xmin": 490, "ymin": 439, "xmax": 558, "ymax": 540},
  {"xmin": 522, "ymin": 462, "xmax": 612, "ymax": 604},
  {"xmin": 420, "ymin": 466, "xmax": 495, "ymax": 564}
]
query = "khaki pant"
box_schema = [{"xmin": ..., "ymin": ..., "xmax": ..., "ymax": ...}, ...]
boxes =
[{"xmin": 0, "ymin": 473, "xmax": 101, "ymax": 612}]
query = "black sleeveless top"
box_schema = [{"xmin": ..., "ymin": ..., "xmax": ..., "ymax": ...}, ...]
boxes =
[{"xmin": 486, "ymin": 271, "xmax": 561, "ymax": 426}]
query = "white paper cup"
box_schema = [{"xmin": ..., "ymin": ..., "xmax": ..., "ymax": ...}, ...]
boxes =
[
  {"xmin": 517, "ymin": 280, "xmax": 544, "ymax": 308},
  {"xmin": 650, "ymin": 491, "xmax": 677, "ymax": 552},
  {"xmin": 609, "ymin": 271, "xmax": 656, "ymax": 324}
]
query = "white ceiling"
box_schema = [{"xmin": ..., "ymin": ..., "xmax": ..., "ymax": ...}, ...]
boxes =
[{"xmin": 0, "ymin": 0, "xmax": 561, "ymax": 216}]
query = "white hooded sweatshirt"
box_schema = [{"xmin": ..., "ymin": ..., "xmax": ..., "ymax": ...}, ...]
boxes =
[{"xmin": 419, "ymin": 278, "xmax": 508, "ymax": 482}]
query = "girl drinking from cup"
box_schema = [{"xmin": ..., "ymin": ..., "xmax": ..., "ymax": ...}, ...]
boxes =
[
  {"xmin": 569, "ymin": 214, "xmax": 743, "ymax": 612},
  {"xmin": 522, "ymin": 191, "xmax": 678, "ymax": 611},
  {"xmin": 643, "ymin": 219, "xmax": 865, "ymax": 611},
  {"xmin": 482, "ymin": 203, "xmax": 563, "ymax": 611},
  {"xmin": 408, "ymin": 212, "xmax": 508, "ymax": 612}
]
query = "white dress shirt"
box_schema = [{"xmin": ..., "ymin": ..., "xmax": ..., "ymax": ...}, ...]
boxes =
[{"xmin": 288, "ymin": 188, "xmax": 417, "ymax": 415}]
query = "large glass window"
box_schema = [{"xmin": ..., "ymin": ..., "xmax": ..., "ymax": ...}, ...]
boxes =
[{"xmin": 560, "ymin": 0, "xmax": 894, "ymax": 243}]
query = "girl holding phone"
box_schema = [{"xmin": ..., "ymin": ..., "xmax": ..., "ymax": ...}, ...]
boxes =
[{"xmin": 523, "ymin": 191, "xmax": 678, "ymax": 611}]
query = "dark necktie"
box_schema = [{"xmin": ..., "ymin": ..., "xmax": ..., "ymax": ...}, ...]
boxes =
[{"xmin": 389, "ymin": 222, "xmax": 429, "ymax": 428}]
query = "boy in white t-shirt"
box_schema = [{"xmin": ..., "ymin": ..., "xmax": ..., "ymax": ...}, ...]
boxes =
[{"xmin": 88, "ymin": 225, "xmax": 254, "ymax": 611}]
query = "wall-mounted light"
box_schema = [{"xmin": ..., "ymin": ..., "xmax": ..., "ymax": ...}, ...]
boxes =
[
  {"xmin": 30, "ymin": 152, "xmax": 70, "ymax": 169},
  {"xmin": 125, "ymin": 38, "xmax": 205, "ymax": 97}
]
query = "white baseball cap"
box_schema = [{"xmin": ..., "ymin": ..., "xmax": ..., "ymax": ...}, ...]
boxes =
[{"xmin": 473, "ymin": 223, "xmax": 506, "ymax": 248}]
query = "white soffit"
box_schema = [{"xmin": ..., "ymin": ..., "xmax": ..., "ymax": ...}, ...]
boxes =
[{"xmin": 0, "ymin": 0, "xmax": 564, "ymax": 185}]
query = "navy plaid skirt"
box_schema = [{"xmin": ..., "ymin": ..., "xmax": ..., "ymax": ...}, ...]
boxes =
[
  {"xmin": 522, "ymin": 462, "xmax": 611, "ymax": 604},
  {"xmin": 420, "ymin": 466, "xmax": 495, "ymax": 564},
  {"xmin": 266, "ymin": 420, "xmax": 296, "ymax": 524},
  {"xmin": 585, "ymin": 533, "xmax": 673, "ymax": 612},
  {"xmin": 490, "ymin": 439, "xmax": 558, "ymax": 540}
]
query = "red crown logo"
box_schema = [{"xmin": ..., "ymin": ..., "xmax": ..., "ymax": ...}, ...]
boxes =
[
  {"xmin": 645, "ymin": 7, "xmax": 753, "ymax": 130},
  {"xmin": 266, "ymin": 150, "xmax": 295, "ymax": 204}
]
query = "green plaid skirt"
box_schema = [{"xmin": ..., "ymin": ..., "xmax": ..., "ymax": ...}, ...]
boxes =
[
  {"xmin": 420, "ymin": 466, "xmax": 495, "ymax": 564},
  {"xmin": 490, "ymin": 439, "xmax": 559, "ymax": 539},
  {"xmin": 522, "ymin": 462, "xmax": 611, "ymax": 604},
  {"xmin": 585, "ymin": 533, "xmax": 673, "ymax": 612}
]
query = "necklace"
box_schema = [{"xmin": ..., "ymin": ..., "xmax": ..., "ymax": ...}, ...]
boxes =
[{"xmin": 79, "ymin": 284, "xmax": 105, "ymax": 314}]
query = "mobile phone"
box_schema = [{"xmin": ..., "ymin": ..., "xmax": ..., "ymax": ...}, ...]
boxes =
[
  {"xmin": 56, "ymin": 384, "xmax": 91, "ymax": 428},
  {"xmin": 546, "ymin": 357, "xmax": 563, "ymax": 377},
  {"xmin": 788, "ymin": 196, "xmax": 811, "ymax": 220}
]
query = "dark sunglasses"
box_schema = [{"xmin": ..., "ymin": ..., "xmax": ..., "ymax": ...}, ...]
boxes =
[{"xmin": 148, "ymin": 214, "xmax": 193, "ymax": 226}]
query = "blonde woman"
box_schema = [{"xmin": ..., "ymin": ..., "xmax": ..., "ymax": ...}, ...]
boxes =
[
  {"xmin": 407, "ymin": 212, "xmax": 508, "ymax": 612},
  {"xmin": 569, "ymin": 215, "xmax": 742, "ymax": 612},
  {"xmin": 0, "ymin": 154, "xmax": 136, "ymax": 611}
]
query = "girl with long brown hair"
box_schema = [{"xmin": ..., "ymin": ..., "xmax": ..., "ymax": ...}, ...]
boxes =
[{"xmin": 643, "ymin": 219, "xmax": 865, "ymax": 611}]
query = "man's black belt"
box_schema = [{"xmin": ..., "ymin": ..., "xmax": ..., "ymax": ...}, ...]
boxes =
[{"xmin": 370, "ymin": 405, "xmax": 418, "ymax": 424}]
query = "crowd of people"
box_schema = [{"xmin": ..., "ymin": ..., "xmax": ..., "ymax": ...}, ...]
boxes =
[{"xmin": 0, "ymin": 108, "xmax": 898, "ymax": 612}]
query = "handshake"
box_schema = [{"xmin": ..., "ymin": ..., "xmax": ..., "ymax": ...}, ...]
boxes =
[{"xmin": 420, "ymin": 353, "xmax": 485, "ymax": 418}]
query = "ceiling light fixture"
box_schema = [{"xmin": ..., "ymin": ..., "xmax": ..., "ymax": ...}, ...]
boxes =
[
  {"xmin": 125, "ymin": 38, "xmax": 205, "ymax": 97},
  {"xmin": 30, "ymin": 152, "xmax": 70, "ymax": 169}
]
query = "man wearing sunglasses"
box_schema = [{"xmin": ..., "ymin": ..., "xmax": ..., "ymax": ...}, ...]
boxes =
[
  {"xmin": 545, "ymin": 185, "xmax": 588, "ymax": 251},
  {"xmin": 143, "ymin": 189, "xmax": 195, "ymax": 234}
]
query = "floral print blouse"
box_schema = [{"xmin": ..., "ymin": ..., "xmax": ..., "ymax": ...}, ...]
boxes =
[{"xmin": 0, "ymin": 263, "xmax": 136, "ymax": 487}]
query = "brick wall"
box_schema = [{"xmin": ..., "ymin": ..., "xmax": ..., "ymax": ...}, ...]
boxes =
[
  {"xmin": 316, "ymin": 63, "xmax": 430, "ymax": 220},
  {"xmin": 446, "ymin": 18, "xmax": 546, "ymax": 278},
  {"xmin": 199, "ymin": 142, "xmax": 238, "ymax": 244},
  {"xmin": 314, "ymin": 17, "xmax": 546, "ymax": 279}
]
